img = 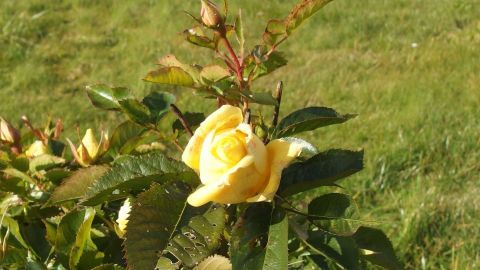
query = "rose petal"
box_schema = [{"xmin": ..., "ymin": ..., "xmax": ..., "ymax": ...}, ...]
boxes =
[
  {"xmin": 187, "ymin": 155, "xmax": 264, "ymax": 206},
  {"xmin": 246, "ymin": 139, "xmax": 302, "ymax": 202},
  {"xmin": 182, "ymin": 105, "xmax": 243, "ymax": 171},
  {"xmin": 237, "ymin": 124, "xmax": 268, "ymax": 175},
  {"xmin": 199, "ymin": 129, "xmax": 243, "ymax": 185}
]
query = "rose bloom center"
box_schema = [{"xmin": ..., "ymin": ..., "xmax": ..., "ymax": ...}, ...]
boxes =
[{"xmin": 211, "ymin": 133, "xmax": 246, "ymax": 165}]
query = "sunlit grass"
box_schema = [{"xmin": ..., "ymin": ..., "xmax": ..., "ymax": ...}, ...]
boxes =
[{"xmin": 1, "ymin": 0, "xmax": 479, "ymax": 268}]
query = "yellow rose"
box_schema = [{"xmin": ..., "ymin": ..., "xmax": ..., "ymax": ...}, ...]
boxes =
[{"xmin": 182, "ymin": 105, "xmax": 302, "ymax": 207}]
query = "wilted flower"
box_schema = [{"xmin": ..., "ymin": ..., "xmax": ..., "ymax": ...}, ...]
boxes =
[
  {"xmin": 25, "ymin": 140, "xmax": 49, "ymax": 158},
  {"xmin": 68, "ymin": 128, "xmax": 109, "ymax": 167},
  {"xmin": 0, "ymin": 117, "xmax": 20, "ymax": 144},
  {"xmin": 116, "ymin": 198, "xmax": 131, "ymax": 237},
  {"xmin": 200, "ymin": 0, "xmax": 223, "ymax": 27}
]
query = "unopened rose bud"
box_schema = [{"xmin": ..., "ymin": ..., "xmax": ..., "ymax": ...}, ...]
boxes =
[
  {"xmin": 0, "ymin": 117, "xmax": 20, "ymax": 144},
  {"xmin": 116, "ymin": 198, "xmax": 131, "ymax": 238},
  {"xmin": 70, "ymin": 128, "xmax": 109, "ymax": 167},
  {"xmin": 25, "ymin": 140, "xmax": 49, "ymax": 158},
  {"xmin": 200, "ymin": 0, "xmax": 223, "ymax": 28}
]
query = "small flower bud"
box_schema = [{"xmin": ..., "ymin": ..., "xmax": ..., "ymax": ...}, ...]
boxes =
[
  {"xmin": 200, "ymin": 0, "xmax": 223, "ymax": 27},
  {"xmin": 116, "ymin": 198, "xmax": 131, "ymax": 237},
  {"xmin": 0, "ymin": 117, "xmax": 20, "ymax": 144},
  {"xmin": 25, "ymin": 140, "xmax": 49, "ymax": 158},
  {"xmin": 70, "ymin": 128, "xmax": 109, "ymax": 167}
]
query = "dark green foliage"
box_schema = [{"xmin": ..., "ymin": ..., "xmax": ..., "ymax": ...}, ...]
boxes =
[
  {"xmin": 82, "ymin": 151, "xmax": 199, "ymax": 206},
  {"xmin": 124, "ymin": 182, "xmax": 192, "ymax": 270},
  {"xmin": 274, "ymin": 107, "xmax": 356, "ymax": 138},
  {"xmin": 279, "ymin": 149, "xmax": 364, "ymax": 196}
]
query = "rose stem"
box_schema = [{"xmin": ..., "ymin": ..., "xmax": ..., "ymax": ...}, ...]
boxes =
[
  {"xmin": 170, "ymin": 104, "xmax": 193, "ymax": 137},
  {"xmin": 272, "ymin": 81, "xmax": 283, "ymax": 127},
  {"xmin": 244, "ymin": 109, "xmax": 251, "ymax": 124},
  {"xmin": 220, "ymin": 33, "xmax": 249, "ymax": 115}
]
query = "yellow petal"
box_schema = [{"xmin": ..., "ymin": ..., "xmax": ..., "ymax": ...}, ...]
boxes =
[
  {"xmin": 80, "ymin": 129, "xmax": 99, "ymax": 159},
  {"xmin": 188, "ymin": 155, "xmax": 264, "ymax": 206},
  {"xmin": 25, "ymin": 140, "xmax": 49, "ymax": 158},
  {"xmin": 237, "ymin": 124, "xmax": 268, "ymax": 176},
  {"xmin": 247, "ymin": 139, "xmax": 302, "ymax": 202},
  {"xmin": 116, "ymin": 198, "xmax": 131, "ymax": 237},
  {"xmin": 199, "ymin": 129, "xmax": 244, "ymax": 185},
  {"xmin": 182, "ymin": 105, "xmax": 243, "ymax": 171}
]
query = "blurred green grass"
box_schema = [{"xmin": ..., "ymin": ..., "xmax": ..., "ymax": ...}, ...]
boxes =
[{"xmin": 1, "ymin": 0, "xmax": 479, "ymax": 268}]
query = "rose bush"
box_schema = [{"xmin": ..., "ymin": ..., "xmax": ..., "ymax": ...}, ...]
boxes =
[
  {"xmin": 183, "ymin": 105, "xmax": 302, "ymax": 206},
  {"xmin": 0, "ymin": 1, "xmax": 401, "ymax": 269}
]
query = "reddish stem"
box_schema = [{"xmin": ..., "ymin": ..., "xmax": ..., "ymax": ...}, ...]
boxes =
[{"xmin": 222, "ymin": 37, "xmax": 242, "ymax": 82}]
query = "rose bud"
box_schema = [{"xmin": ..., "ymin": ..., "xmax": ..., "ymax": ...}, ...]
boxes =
[
  {"xmin": 200, "ymin": 0, "xmax": 223, "ymax": 28},
  {"xmin": 116, "ymin": 198, "xmax": 131, "ymax": 238},
  {"xmin": 68, "ymin": 129, "xmax": 109, "ymax": 167},
  {"xmin": 182, "ymin": 105, "xmax": 302, "ymax": 207},
  {"xmin": 0, "ymin": 117, "xmax": 20, "ymax": 144},
  {"xmin": 25, "ymin": 140, "xmax": 50, "ymax": 158}
]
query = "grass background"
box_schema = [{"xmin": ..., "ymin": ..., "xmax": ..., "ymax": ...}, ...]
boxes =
[{"xmin": 1, "ymin": 0, "xmax": 479, "ymax": 268}]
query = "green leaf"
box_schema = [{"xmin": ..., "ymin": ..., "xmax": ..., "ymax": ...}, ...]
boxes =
[
  {"xmin": 19, "ymin": 221, "xmax": 51, "ymax": 260},
  {"xmin": 274, "ymin": 107, "xmax": 356, "ymax": 138},
  {"xmin": 86, "ymin": 84, "xmax": 131, "ymax": 111},
  {"xmin": 48, "ymin": 166, "xmax": 110, "ymax": 205},
  {"xmin": 172, "ymin": 112, "xmax": 205, "ymax": 135},
  {"xmin": 55, "ymin": 209, "xmax": 88, "ymax": 255},
  {"xmin": 82, "ymin": 151, "xmax": 199, "ymax": 206},
  {"xmin": 144, "ymin": 67, "xmax": 195, "ymax": 87},
  {"xmin": 285, "ymin": 0, "xmax": 334, "ymax": 34},
  {"xmin": 311, "ymin": 200, "xmax": 361, "ymax": 236},
  {"xmin": 230, "ymin": 203, "xmax": 272, "ymax": 270},
  {"xmin": 0, "ymin": 247, "xmax": 28, "ymax": 268},
  {"xmin": 307, "ymin": 229, "xmax": 361, "ymax": 269},
  {"xmin": 353, "ymin": 227, "xmax": 402, "ymax": 270},
  {"xmin": 11, "ymin": 156, "xmax": 29, "ymax": 172},
  {"xmin": 1, "ymin": 216, "xmax": 29, "ymax": 249},
  {"xmin": 235, "ymin": 9, "xmax": 245, "ymax": 56},
  {"xmin": 183, "ymin": 27, "xmax": 215, "ymax": 49},
  {"xmin": 243, "ymin": 91, "xmax": 278, "ymax": 106},
  {"xmin": 263, "ymin": 19, "xmax": 287, "ymax": 46},
  {"xmin": 44, "ymin": 169, "xmax": 71, "ymax": 185},
  {"xmin": 69, "ymin": 208, "xmax": 96, "ymax": 269},
  {"xmin": 157, "ymin": 55, "xmax": 202, "ymax": 83},
  {"xmin": 200, "ymin": 65, "xmax": 231, "ymax": 83},
  {"xmin": 125, "ymin": 182, "xmax": 193, "ymax": 270},
  {"xmin": 157, "ymin": 206, "xmax": 226, "ymax": 268},
  {"xmin": 246, "ymin": 47, "xmax": 288, "ymax": 80},
  {"xmin": 118, "ymin": 98, "xmax": 152, "ymax": 125},
  {"xmin": 2, "ymin": 168, "xmax": 36, "ymax": 185},
  {"xmin": 279, "ymin": 149, "xmax": 364, "ymax": 197},
  {"xmin": 108, "ymin": 121, "xmax": 146, "ymax": 156},
  {"xmin": 28, "ymin": 154, "xmax": 65, "ymax": 172},
  {"xmin": 262, "ymin": 208, "xmax": 288, "ymax": 270},
  {"xmin": 142, "ymin": 91, "xmax": 176, "ymax": 123},
  {"xmin": 25, "ymin": 259, "xmax": 47, "ymax": 270},
  {"xmin": 308, "ymin": 193, "xmax": 351, "ymax": 219}
]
